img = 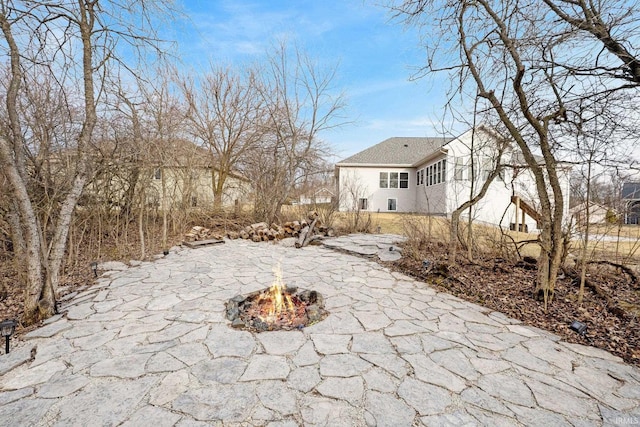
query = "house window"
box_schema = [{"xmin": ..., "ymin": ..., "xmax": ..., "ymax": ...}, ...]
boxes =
[
  {"xmin": 358, "ymin": 198, "xmax": 368, "ymax": 210},
  {"xmin": 420, "ymin": 169, "xmax": 424, "ymax": 185},
  {"xmin": 379, "ymin": 172, "xmax": 389, "ymax": 188},
  {"xmin": 399, "ymin": 172, "xmax": 408, "ymax": 188},
  {"xmin": 441, "ymin": 160, "xmax": 446, "ymax": 182},
  {"xmin": 429, "ymin": 165, "xmax": 434, "ymax": 186},
  {"xmin": 454, "ymin": 158, "xmax": 464, "ymax": 180},
  {"xmin": 380, "ymin": 171, "xmax": 409, "ymax": 189},
  {"xmin": 191, "ymin": 196, "xmax": 198, "ymax": 207},
  {"xmin": 390, "ymin": 172, "xmax": 399, "ymax": 188},
  {"xmin": 436, "ymin": 162, "xmax": 442, "ymax": 184},
  {"xmin": 153, "ymin": 168, "xmax": 162, "ymax": 180},
  {"xmin": 416, "ymin": 171, "xmax": 420, "ymax": 186},
  {"xmin": 387, "ymin": 198, "xmax": 397, "ymax": 211}
]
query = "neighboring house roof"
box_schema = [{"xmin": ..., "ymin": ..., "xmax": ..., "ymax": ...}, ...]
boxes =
[
  {"xmin": 508, "ymin": 151, "xmax": 545, "ymax": 167},
  {"xmin": 622, "ymin": 182, "xmax": 640, "ymax": 200},
  {"xmin": 147, "ymin": 139, "xmax": 249, "ymax": 182},
  {"xmin": 312, "ymin": 188, "xmax": 335, "ymax": 196},
  {"xmin": 337, "ymin": 137, "xmax": 452, "ymax": 167},
  {"xmin": 147, "ymin": 138, "xmax": 212, "ymax": 168},
  {"xmin": 569, "ymin": 202, "xmax": 612, "ymax": 214}
]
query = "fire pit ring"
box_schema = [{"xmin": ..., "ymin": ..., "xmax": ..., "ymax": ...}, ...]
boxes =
[
  {"xmin": 225, "ymin": 265, "xmax": 328, "ymax": 332},
  {"xmin": 225, "ymin": 286, "xmax": 329, "ymax": 332}
]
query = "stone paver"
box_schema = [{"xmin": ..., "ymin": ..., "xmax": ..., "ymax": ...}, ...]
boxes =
[{"xmin": 1, "ymin": 233, "xmax": 639, "ymax": 426}]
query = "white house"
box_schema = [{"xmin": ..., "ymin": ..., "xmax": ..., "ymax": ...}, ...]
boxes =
[
  {"xmin": 569, "ymin": 202, "xmax": 614, "ymax": 225},
  {"xmin": 336, "ymin": 126, "xmax": 572, "ymax": 231},
  {"xmin": 298, "ymin": 188, "xmax": 335, "ymax": 205}
]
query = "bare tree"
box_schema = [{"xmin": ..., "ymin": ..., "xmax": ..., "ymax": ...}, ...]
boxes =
[
  {"xmin": 391, "ymin": 0, "xmax": 640, "ymax": 309},
  {"xmin": 337, "ymin": 170, "xmax": 373, "ymax": 233},
  {"xmin": 562, "ymin": 101, "xmax": 631, "ymax": 303},
  {"xmin": 249, "ymin": 41, "xmax": 346, "ymax": 224},
  {"xmin": 0, "ymin": 1, "xmax": 173, "ymax": 324},
  {"xmin": 180, "ymin": 64, "xmax": 265, "ymax": 211},
  {"xmin": 448, "ymin": 127, "xmax": 508, "ymax": 265}
]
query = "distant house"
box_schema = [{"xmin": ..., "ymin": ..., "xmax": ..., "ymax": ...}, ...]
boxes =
[
  {"xmin": 298, "ymin": 188, "xmax": 335, "ymax": 205},
  {"xmin": 335, "ymin": 126, "xmax": 572, "ymax": 231},
  {"xmin": 147, "ymin": 140, "xmax": 250, "ymax": 210},
  {"xmin": 148, "ymin": 164, "xmax": 249, "ymax": 210},
  {"xmin": 569, "ymin": 202, "xmax": 613, "ymax": 225},
  {"xmin": 622, "ymin": 182, "xmax": 640, "ymax": 225},
  {"xmin": 90, "ymin": 139, "xmax": 250, "ymax": 211}
]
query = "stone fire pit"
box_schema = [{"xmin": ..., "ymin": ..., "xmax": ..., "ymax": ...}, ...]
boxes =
[{"xmin": 225, "ymin": 266, "xmax": 328, "ymax": 332}]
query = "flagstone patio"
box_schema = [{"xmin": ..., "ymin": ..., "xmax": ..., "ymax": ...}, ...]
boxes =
[{"xmin": 0, "ymin": 235, "xmax": 639, "ymax": 426}]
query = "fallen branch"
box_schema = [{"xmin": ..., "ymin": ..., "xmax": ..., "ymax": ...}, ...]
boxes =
[
  {"xmin": 586, "ymin": 260, "xmax": 638, "ymax": 286},
  {"xmin": 295, "ymin": 225, "xmax": 309, "ymax": 248},
  {"xmin": 563, "ymin": 267, "xmax": 628, "ymax": 319},
  {"xmin": 296, "ymin": 217, "xmax": 318, "ymax": 248}
]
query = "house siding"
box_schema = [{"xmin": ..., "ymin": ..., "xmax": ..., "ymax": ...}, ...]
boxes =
[
  {"xmin": 414, "ymin": 154, "xmax": 448, "ymax": 214},
  {"xmin": 338, "ymin": 166, "xmax": 416, "ymax": 212},
  {"xmin": 442, "ymin": 130, "xmax": 569, "ymax": 231},
  {"xmin": 147, "ymin": 168, "xmax": 249, "ymax": 209}
]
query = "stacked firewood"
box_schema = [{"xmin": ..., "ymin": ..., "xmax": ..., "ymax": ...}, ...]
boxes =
[
  {"xmin": 227, "ymin": 222, "xmax": 281, "ymax": 242},
  {"xmin": 184, "ymin": 212, "xmax": 334, "ymax": 247},
  {"xmin": 184, "ymin": 226, "xmax": 224, "ymax": 242},
  {"xmin": 229, "ymin": 212, "xmax": 334, "ymax": 246}
]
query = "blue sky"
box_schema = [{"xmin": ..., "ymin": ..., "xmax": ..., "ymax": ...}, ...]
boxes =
[{"xmin": 173, "ymin": 0, "xmax": 463, "ymax": 160}]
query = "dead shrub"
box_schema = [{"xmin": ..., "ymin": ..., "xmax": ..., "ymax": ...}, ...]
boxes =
[
  {"xmin": 400, "ymin": 215, "xmax": 448, "ymax": 262},
  {"xmin": 339, "ymin": 210, "xmax": 372, "ymax": 234}
]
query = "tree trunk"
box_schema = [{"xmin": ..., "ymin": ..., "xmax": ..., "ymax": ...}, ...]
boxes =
[
  {"xmin": 121, "ymin": 166, "xmax": 140, "ymax": 219},
  {"xmin": 578, "ymin": 156, "xmax": 593, "ymax": 304},
  {"xmin": 138, "ymin": 186, "xmax": 146, "ymax": 260},
  {"xmin": 0, "ymin": 8, "xmax": 49, "ymax": 323},
  {"xmin": 448, "ymin": 139, "xmax": 505, "ymax": 265},
  {"xmin": 2, "ymin": 157, "xmax": 47, "ymax": 324},
  {"xmin": 449, "ymin": 209, "xmax": 461, "ymax": 265},
  {"xmin": 6, "ymin": 202, "xmax": 26, "ymax": 288},
  {"xmin": 162, "ymin": 168, "xmax": 168, "ymax": 250}
]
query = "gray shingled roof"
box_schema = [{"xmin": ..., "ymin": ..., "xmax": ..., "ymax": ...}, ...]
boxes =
[
  {"xmin": 337, "ymin": 137, "xmax": 452, "ymax": 166},
  {"xmin": 622, "ymin": 182, "xmax": 640, "ymax": 200}
]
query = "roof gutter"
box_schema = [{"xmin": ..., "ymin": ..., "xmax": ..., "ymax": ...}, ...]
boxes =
[
  {"xmin": 336, "ymin": 163, "xmax": 415, "ymax": 168},
  {"xmin": 411, "ymin": 148, "xmax": 448, "ymax": 167}
]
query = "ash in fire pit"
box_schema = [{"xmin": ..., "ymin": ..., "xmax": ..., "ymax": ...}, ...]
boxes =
[{"xmin": 225, "ymin": 265, "xmax": 328, "ymax": 332}]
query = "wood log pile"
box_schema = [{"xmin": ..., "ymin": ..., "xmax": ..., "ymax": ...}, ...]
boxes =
[
  {"xmin": 184, "ymin": 226, "xmax": 224, "ymax": 242},
  {"xmin": 183, "ymin": 211, "xmax": 334, "ymax": 248}
]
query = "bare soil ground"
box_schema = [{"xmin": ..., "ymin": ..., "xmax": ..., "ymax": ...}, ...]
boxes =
[{"xmin": 389, "ymin": 240, "xmax": 640, "ymax": 366}]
